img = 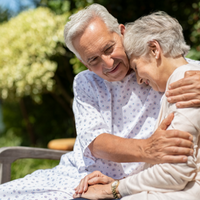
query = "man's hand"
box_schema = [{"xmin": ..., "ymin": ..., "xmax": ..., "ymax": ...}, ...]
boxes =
[
  {"xmin": 166, "ymin": 70, "xmax": 200, "ymax": 108},
  {"xmin": 142, "ymin": 113, "xmax": 193, "ymax": 164},
  {"xmin": 74, "ymin": 171, "xmax": 114, "ymax": 195},
  {"xmin": 73, "ymin": 183, "xmax": 113, "ymax": 200}
]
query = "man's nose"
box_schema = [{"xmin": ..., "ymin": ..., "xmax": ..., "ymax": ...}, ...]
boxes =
[{"xmin": 101, "ymin": 55, "xmax": 114, "ymax": 69}]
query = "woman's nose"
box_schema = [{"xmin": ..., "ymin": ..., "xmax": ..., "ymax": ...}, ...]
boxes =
[{"xmin": 136, "ymin": 73, "xmax": 143, "ymax": 85}]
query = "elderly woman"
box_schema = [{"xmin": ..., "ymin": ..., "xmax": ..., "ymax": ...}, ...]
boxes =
[{"xmin": 73, "ymin": 11, "xmax": 200, "ymax": 200}]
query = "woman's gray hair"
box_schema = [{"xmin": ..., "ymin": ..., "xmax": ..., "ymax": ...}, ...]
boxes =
[
  {"xmin": 124, "ymin": 11, "xmax": 190, "ymax": 59},
  {"xmin": 64, "ymin": 4, "xmax": 120, "ymax": 60}
]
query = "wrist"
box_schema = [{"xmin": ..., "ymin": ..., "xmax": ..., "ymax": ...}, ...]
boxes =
[
  {"xmin": 102, "ymin": 183, "xmax": 115, "ymax": 199},
  {"xmin": 111, "ymin": 180, "xmax": 121, "ymax": 199},
  {"xmin": 136, "ymin": 139, "xmax": 148, "ymax": 163},
  {"xmin": 116, "ymin": 185, "xmax": 122, "ymax": 198}
]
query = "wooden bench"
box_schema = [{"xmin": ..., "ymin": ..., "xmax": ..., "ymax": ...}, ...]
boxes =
[
  {"xmin": 0, "ymin": 146, "xmax": 68, "ymax": 184},
  {"xmin": 47, "ymin": 138, "xmax": 76, "ymax": 151}
]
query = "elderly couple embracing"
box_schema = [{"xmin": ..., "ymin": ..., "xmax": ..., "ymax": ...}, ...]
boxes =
[{"xmin": 1, "ymin": 3, "xmax": 200, "ymax": 200}]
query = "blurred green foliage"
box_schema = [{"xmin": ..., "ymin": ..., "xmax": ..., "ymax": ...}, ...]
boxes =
[
  {"xmin": 0, "ymin": 0, "xmax": 199, "ymax": 148},
  {"xmin": 0, "ymin": 6, "xmax": 9, "ymax": 22},
  {"xmin": 11, "ymin": 158, "xmax": 59, "ymax": 180},
  {"xmin": 186, "ymin": 1, "xmax": 200, "ymax": 60},
  {"xmin": 0, "ymin": 1, "xmax": 81, "ymax": 146},
  {"xmin": 2, "ymin": 95, "xmax": 75, "ymax": 146},
  {"xmin": 0, "ymin": 7, "xmax": 68, "ymax": 100}
]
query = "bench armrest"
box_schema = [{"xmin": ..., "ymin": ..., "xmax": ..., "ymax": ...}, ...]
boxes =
[{"xmin": 0, "ymin": 146, "xmax": 68, "ymax": 184}]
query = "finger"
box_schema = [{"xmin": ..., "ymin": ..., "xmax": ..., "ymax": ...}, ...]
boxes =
[
  {"xmin": 165, "ymin": 129, "xmax": 193, "ymax": 141},
  {"xmin": 167, "ymin": 137, "xmax": 193, "ymax": 149},
  {"xmin": 158, "ymin": 113, "xmax": 174, "ymax": 130},
  {"xmin": 175, "ymin": 100, "xmax": 200, "ymax": 108},
  {"xmin": 158, "ymin": 135, "xmax": 193, "ymax": 150},
  {"xmin": 165, "ymin": 146, "xmax": 193, "ymax": 156},
  {"xmin": 184, "ymin": 70, "xmax": 200, "ymax": 77},
  {"xmin": 160, "ymin": 155, "xmax": 188, "ymax": 163},
  {"xmin": 77, "ymin": 178, "xmax": 85, "ymax": 194},
  {"xmin": 82, "ymin": 171, "xmax": 103, "ymax": 192},
  {"xmin": 168, "ymin": 77, "xmax": 194, "ymax": 90},
  {"xmin": 166, "ymin": 92, "xmax": 197, "ymax": 101},
  {"xmin": 73, "ymin": 193, "xmax": 81, "ymax": 199},
  {"xmin": 88, "ymin": 176, "xmax": 107, "ymax": 185},
  {"xmin": 168, "ymin": 70, "xmax": 200, "ymax": 90},
  {"xmin": 83, "ymin": 176, "xmax": 90, "ymax": 192},
  {"xmin": 166, "ymin": 86, "xmax": 198, "ymax": 98}
]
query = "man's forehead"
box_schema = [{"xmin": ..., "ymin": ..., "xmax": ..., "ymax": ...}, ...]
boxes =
[{"xmin": 73, "ymin": 19, "xmax": 117, "ymax": 61}]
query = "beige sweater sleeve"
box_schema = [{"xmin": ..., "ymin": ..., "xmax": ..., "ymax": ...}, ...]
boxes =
[{"xmin": 118, "ymin": 64, "xmax": 200, "ymax": 197}]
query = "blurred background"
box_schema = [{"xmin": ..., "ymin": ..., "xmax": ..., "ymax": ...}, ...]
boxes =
[{"xmin": 0, "ymin": 0, "xmax": 199, "ymax": 180}]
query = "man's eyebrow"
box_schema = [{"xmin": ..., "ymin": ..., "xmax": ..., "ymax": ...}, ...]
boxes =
[
  {"xmin": 87, "ymin": 56, "xmax": 96, "ymax": 64},
  {"xmin": 103, "ymin": 41, "xmax": 115, "ymax": 51}
]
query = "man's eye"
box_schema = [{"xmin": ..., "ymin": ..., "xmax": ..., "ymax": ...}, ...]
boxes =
[
  {"xmin": 89, "ymin": 57, "xmax": 99, "ymax": 66},
  {"xmin": 91, "ymin": 57, "xmax": 97, "ymax": 62},
  {"xmin": 105, "ymin": 45, "xmax": 114, "ymax": 54}
]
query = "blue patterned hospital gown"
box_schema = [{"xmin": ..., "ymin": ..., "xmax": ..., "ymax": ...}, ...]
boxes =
[{"xmin": 0, "ymin": 58, "xmax": 199, "ymax": 200}]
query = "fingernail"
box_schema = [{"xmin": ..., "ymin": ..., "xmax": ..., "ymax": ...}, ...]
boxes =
[
  {"xmin": 183, "ymin": 157, "xmax": 187, "ymax": 162},
  {"xmin": 190, "ymin": 150, "xmax": 193, "ymax": 155},
  {"xmin": 167, "ymin": 97, "xmax": 171, "ymax": 102},
  {"xmin": 176, "ymin": 103, "xmax": 180, "ymax": 107},
  {"xmin": 165, "ymin": 91, "xmax": 169, "ymax": 96},
  {"xmin": 168, "ymin": 85, "xmax": 171, "ymax": 89}
]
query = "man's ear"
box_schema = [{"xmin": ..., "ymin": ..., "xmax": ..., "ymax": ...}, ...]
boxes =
[
  {"xmin": 148, "ymin": 40, "xmax": 161, "ymax": 60},
  {"xmin": 119, "ymin": 24, "xmax": 125, "ymax": 36}
]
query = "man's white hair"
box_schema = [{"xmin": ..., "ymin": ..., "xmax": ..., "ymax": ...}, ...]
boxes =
[
  {"xmin": 64, "ymin": 3, "xmax": 120, "ymax": 60},
  {"xmin": 124, "ymin": 11, "xmax": 190, "ymax": 59}
]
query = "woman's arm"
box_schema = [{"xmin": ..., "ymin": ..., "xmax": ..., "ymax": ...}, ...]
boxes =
[
  {"xmin": 118, "ymin": 67, "xmax": 200, "ymax": 197},
  {"xmin": 118, "ymin": 108, "xmax": 199, "ymax": 197}
]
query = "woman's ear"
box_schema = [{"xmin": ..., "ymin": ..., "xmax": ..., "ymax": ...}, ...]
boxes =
[{"xmin": 148, "ymin": 40, "xmax": 161, "ymax": 60}]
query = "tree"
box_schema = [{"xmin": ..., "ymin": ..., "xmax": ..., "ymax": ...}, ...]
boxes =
[
  {"xmin": 0, "ymin": 7, "xmax": 68, "ymax": 100},
  {"xmin": 186, "ymin": 1, "xmax": 200, "ymax": 60},
  {"xmin": 0, "ymin": 6, "xmax": 9, "ymax": 23},
  {"xmin": 0, "ymin": 7, "xmax": 76, "ymax": 146}
]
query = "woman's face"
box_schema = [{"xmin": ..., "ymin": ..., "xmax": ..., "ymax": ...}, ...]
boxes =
[{"xmin": 129, "ymin": 55, "xmax": 166, "ymax": 92}]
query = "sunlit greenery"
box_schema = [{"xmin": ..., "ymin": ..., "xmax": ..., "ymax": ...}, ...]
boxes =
[
  {"xmin": 186, "ymin": 2, "xmax": 200, "ymax": 60},
  {"xmin": 0, "ymin": 7, "xmax": 69, "ymax": 101},
  {"xmin": 11, "ymin": 159, "xmax": 59, "ymax": 180}
]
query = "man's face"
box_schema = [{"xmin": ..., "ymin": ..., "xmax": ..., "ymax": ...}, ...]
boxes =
[{"xmin": 73, "ymin": 18, "xmax": 130, "ymax": 82}]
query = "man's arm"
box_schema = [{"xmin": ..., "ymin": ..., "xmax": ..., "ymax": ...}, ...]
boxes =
[
  {"xmin": 89, "ymin": 113, "xmax": 193, "ymax": 164},
  {"xmin": 166, "ymin": 70, "xmax": 200, "ymax": 107},
  {"xmin": 74, "ymin": 72, "xmax": 193, "ymax": 166}
]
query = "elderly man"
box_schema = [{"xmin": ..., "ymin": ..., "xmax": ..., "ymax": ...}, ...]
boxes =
[{"xmin": 0, "ymin": 3, "xmax": 200, "ymax": 200}]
